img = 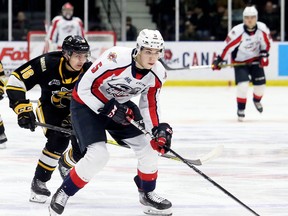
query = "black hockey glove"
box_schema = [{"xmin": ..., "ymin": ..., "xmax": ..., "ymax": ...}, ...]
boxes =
[
  {"xmin": 212, "ymin": 55, "xmax": 223, "ymax": 71},
  {"xmin": 150, "ymin": 123, "xmax": 173, "ymax": 154},
  {"xmin": 259, "ymin": 50, "xmax": 269, "ymax": 68},
  {"xmin": 100, "ymin": 98, "xmax": 133, "ymax": 125},
  {"xmin": 123, "ymin": 100, "xmax": 145, "ymax": 128},
  {"xmin": 61, "ymin": 114, "xmax": 72, "ymax": 129},
  {"xmin": 60, "ymin": 114, "xmax": 72, "ymax": 137},
  {"xmin": 13, "ymin": 99, "xmax": 36, "ymax": 131}
]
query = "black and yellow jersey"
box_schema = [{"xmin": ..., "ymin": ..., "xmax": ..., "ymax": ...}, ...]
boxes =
[
  {"xmin": 6, "ymin": 51, "xmax": 92, "ymax": 109},
  {"xmin": 0, "ymin": 61, "xmax": 5, "ymax": 90}
]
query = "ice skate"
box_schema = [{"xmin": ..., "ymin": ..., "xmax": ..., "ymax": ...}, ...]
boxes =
[
  {"xmin": 253, "ymin": 101, "xmax": 263, "ymax": 113},
  {"xmin": 29, "ymin": 178, "xmax": 51, "ymax": 203},
  {"xmin": 49, "ymin": 188, "xmax": 69, "ymax": 215},
  {"xmin": 58, "ymin": 154, "xmax": 71, "ymax": 180},
  {"xmin": 0, "ymin": 133, "xmax": 7, "ymax": 149},
  {"xmin": 139, "ymin": 190, "xmax": 172, "ymax": 216},
  {"xmin": 237, "ymin": 109, "xmax": 245, "ymax": 122}
]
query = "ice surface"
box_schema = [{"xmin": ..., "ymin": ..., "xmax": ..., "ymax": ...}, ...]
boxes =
[{"xmin": 0, "ymin": 86, "xmax": 287, "ymax": 216}]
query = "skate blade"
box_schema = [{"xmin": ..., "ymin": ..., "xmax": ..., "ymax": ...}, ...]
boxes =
[
  {"xmin": 143, "ymin": 206, "xmax": 172, "ymax": 216},
  {"xmin": 48, "ymin": 206, "xmax": 60, "ymax": 216},
  {"xmin": 0, "ymin": 143, "xmax": 6, "ymax": 149},
  {"xmin": 238, "ymin": 117, "xmax": 244, "ymax": 122},
  {"xmin": 29, "ymin": 191, "xmax": 49, "ymax": 203}
]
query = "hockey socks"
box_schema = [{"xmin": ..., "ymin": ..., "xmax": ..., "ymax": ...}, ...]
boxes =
[{"xmin": 61, "ymin": 167, "xmax": 88, "ymax": 196}]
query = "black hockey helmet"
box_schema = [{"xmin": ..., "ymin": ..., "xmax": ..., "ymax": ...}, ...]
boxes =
[{"xmin": 62, "ymin": 35, "xmax": 90, "ymax": 56}]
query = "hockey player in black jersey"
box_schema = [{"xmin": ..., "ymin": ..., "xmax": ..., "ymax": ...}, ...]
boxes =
[
  {"xmin": 6, "ymin": 35, "xmax": 92, "ymax": 203},
  {"xmin": 0, "ymin": 61, "xmax": 8, "ymax": 148}
]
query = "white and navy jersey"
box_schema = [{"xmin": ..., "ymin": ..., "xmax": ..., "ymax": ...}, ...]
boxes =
[
  {"xmin": 72, "ymin": 46, "xmax": 167, "ymax": 131},
  {"xmin": 220, "ymin": 22, "xmax": 272, "ymax": 63},
  {"xmin": 46, "ymin": 15, "xmax": 85, "ymax": 48}
]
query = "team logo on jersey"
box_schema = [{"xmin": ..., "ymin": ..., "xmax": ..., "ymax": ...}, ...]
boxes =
[
  {"xmin": 51, "ymin": 87, "xmax": 72, "ymax": 108},
  {"xmin": 48, "ymin": 79, "xmax": 61, "ymax": 86},
  {"xmin": 106, "ymin": 82, "xmax": 141, "ymax": 97},
  {"xmin": 225, "ymin": 36, "xmax": 231, "ymax": 43},
  {"xmin": 107, "ymin": 52, "xmax": 117, "ymax": 63}
]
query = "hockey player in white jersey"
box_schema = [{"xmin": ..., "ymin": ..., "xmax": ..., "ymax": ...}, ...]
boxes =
[
  {"xmin": 44, "ymin": 2, "xmax": 85, "ymax": 52},
  {"xmin": 49, "ymin": 29, "xmax": 173, "ymax": 216},
  {"xmin": 212, "ymin": 6, "xmax": 272, "ymax": 121}
]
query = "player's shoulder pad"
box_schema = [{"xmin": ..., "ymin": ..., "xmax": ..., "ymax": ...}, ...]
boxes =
[
  {"xmin": 73, "ymin": 16, "xmax": 83, "ymax": 22},
  {"xmin": 51, "ymin": 15, "xmax": 62, "ymax": 22},
  {"xmin": 257, "ymin": 21, "xmax": 270, "ymax": 34},
  {"xmin": 151, "ymin": 60, "xmax": 167, "ymax": 83},
  {"xmin": 28, "ymin": 51, "xmax": 62, "ymax": 73},
  {"xmin": 97, "ymin": 46, "xmax": 134, "ymax": 69},
  {"xmin": 229, "ymin": 24, "xmax": 244, "ymax": 37}
]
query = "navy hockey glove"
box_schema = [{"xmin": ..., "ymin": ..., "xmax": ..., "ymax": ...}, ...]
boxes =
[
  {"xmin": 259, "ymin": 50, "xmax": 269, "ymax": 68},
  {"xmin": 212, "ymin": 55, "xmax": 223, "ymax": 70},
  {"xmin": 150, "ymin": 123, "xmax": 173, "ymax": 154},
  {"xmin": 13, "ymin": 100, "xmax": 36, "ymax": 131},
  {"xmin": 100, "ymin": 98, "xmax": 133, "ymax": 125}
]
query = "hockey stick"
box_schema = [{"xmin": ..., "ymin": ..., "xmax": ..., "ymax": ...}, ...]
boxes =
[
  {"xmin": 34, "ymin": 122, "xmax": 220, "ymax": 166},
  {"xmin": 126, "ymin": 116, "xmax": 260, "ymax": 216},
  {"xmin": 159, "ymin": 59, "xmax": 259, "ymax": 71}
]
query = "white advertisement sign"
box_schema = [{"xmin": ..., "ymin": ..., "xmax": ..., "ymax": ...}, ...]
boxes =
[
  {"xmin": 0, "ymin": 42, "xmax": 28, "ymax": 75},
  {"xmin": 1, "ymin": 41, "xmax": 287, "ymax": 82}
]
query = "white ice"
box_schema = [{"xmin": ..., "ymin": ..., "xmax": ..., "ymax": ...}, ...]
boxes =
[{"xmin": 0, "ymin": 86, "xmax": 288, "ymax": 216}]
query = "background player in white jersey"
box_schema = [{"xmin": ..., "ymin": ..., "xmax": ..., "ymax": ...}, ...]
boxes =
[
  {"xmin": 44, "ymin": 2, "xmax": 85, "ymax": 53},
  {"xmin": 49, "ymin": 29, "xmax": 173, "ymax": 216},
  {"xmin": 212, "ymin": 6, "xmax": 272, "ymax": 121},
  {"xmin": 0, "ymin": 61, "xmax": 8, "ymax": 148}
]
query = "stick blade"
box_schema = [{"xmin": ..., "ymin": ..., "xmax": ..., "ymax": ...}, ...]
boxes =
[{"xmin": 199, "ymin": 145, "xmax": 224, "ymax": 163}]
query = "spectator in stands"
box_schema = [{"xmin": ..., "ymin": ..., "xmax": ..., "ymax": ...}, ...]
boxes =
[
  {"xmin": 259, "ymin": 1, "xmax": 280, "ymax": 41},
  {"xmin": 126, "ymin": 16, "xmax": 137, "ymax": 41},
  {"xmin": 180, "ymin": 21, "xmax": 198, "ymax": 41},
  {"xmin": 13, "ymin": 11, "xmax": 30, "ymax": 41},
  {"xmin": 210, "ymin": 4, "xmax": 228, "ymax": 41},
  {"xmin": 44, "ymin": 2, "xmax": 84, "ymax": 53},
  {"xmin": 190, "ymin": 4, "xmax": 212, "ymax": 40}
]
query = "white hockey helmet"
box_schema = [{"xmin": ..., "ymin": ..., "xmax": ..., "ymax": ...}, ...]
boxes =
[
  {"xmin": 243, "ymin": 6, "xmax": 258, "ymax": 20},
  {"xmin": 134, "ymin": 29, "xmax": 164, "ymax": 58},
  {"xmin": 62, "ymin": 2, "xmax": 74, "ymax": 20}
]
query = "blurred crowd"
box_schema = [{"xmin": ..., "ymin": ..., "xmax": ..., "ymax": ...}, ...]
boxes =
[
  {"xmin": 0, "ymin": 0, "xmax": 285, "ymax": 42},
  {"xmin": 147, "ymin": 0, "xmax": 282, "ymax": 41}
]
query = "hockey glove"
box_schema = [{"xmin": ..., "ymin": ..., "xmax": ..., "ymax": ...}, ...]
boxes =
[
  {"xmin": 259, "ymin": 50, "xmax": 269, "ymax": 68},
  {"xmin": 61, "ymin": 114, "xmax": 72, "ymax": 129},
  {"xmin": 60, "ymin": 114, "xmax": 72, "ymax": 137},
  {"xmin": 212, "ymin": 55, "xmax": 223, "ymax": 70},
  {"xmin": 13, "ymin": 100, "xmax": 36, "ymax": 131},
  {"xmin": 150, "ymin": 123, "xmax": 173, "ymax": 154},
  {"xmin": 100, "ymin": 98, "xmax": 133, "ymax": 125},
  {"xmin": 123, "ymin": 100, "xmax": 145, "ymax": 128}
]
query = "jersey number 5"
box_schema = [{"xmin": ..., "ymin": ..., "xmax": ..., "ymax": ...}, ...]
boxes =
[{"xmin": 91, "ymin": 62, "xmax": 102, "ymax": 73}]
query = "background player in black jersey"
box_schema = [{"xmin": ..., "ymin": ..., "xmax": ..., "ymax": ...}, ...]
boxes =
[
  {"xmin": 6, "ymin": 35, "xmax": 92, "ymax": 203},
  {"xmin": 0, "ymin": 61, "xmax": 8, "ymax": 148}
]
